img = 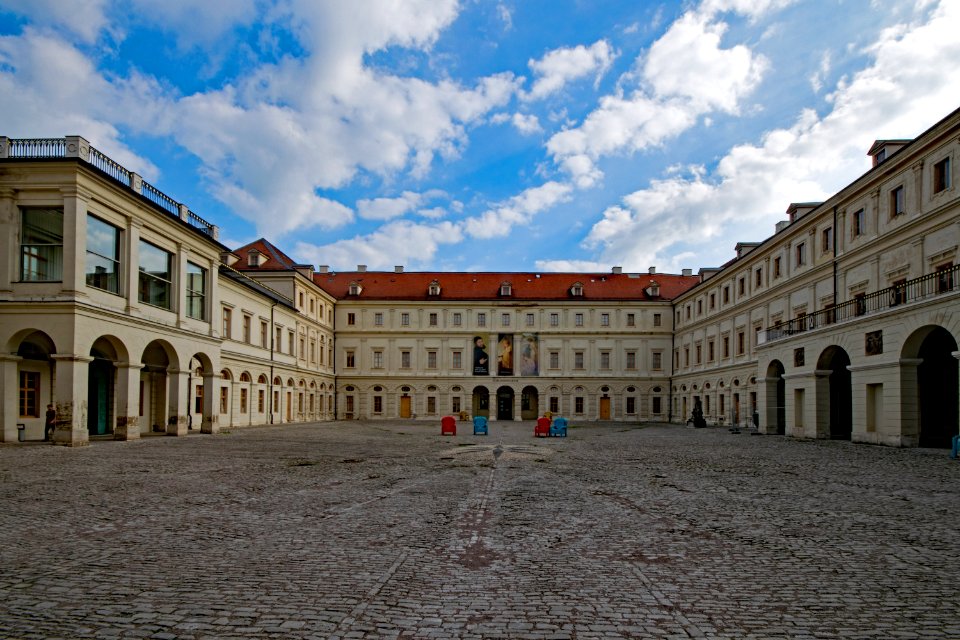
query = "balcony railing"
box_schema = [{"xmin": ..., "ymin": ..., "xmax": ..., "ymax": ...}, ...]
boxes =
[
  {"xmin": 763, "ymin": 263, "xmax": 959, "ymax": 344},
  {"xmin": 1, "ymin": 136, "xmax": 218, "ymax": 240}
]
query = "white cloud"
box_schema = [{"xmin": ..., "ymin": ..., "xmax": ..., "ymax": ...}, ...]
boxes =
[
  {"xmin": 294, "ymin": 220, "xmax": 464, "ymax": 271},
  {"xmin": 492, "ymin": 111, "xmax": 541, "ymax": 134},
  {"xmin": 546, "ymin": 10, "xmax": 768, "ymax": 187},
  {"xmin": 700, "ymin": 0, "xmax": 797, "ymax": 20},
  {"xmin": 809, "ymin": 50, "xmax": 831, "ymax": 93},
  {"xmin": 126, "ymin": 0, "xmax": 258, "ymax": 49},
  {"xmin": 356, "ymin": 190, "xmax": 447, "ymax": 220},
  {"xmin": 497, "ymin": 2, "xmax": 513, "ymax": 31},
  {"xmin": 463, "ymin": 181, "xmax": 573, "ymax": 239},
  {"xmin": 571, "ymin": 0, "xmax": 960, "ymax": 272},
  {"xmin": 0, "ymin": 28, "xmax": 165, "ymax": 177},
  {"xmin": 643, "ymin": 12, "xmax": 767, "ymax": 113},
  {"xmin": 0, "ymin": 0, "xmax": 111, "ymax": 43},
  {"xmin": 357, "ymin": 191, "xmax": 425, "ymax": 220},
  {"xmin": 524, "ymin": 40, "xmax": 615, "ymax": 101}
]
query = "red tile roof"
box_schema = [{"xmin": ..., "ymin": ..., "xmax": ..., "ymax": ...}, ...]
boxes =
[
  {"xmin": 232, "ymin": 238, "xmax": 309, "ymax": 271},
  {"xmin": 312, "ymin": 271, "xmax": 699, "ymax": 301}
]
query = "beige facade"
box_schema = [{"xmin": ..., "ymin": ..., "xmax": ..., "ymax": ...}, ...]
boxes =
[
  {"xmin": 3, "ymin": 106, "xmax": 958, "ymax": 449},
  {"xmin": 671, "ymin": 108, "xmax": 960, "ymax": 447},
  {"xmin": 331, "ymin": 296, "xmax": 674, "ymax": 422},
  {"xmin": 0, "ymin": 137, "xmax": 333, "ymax": 445}
]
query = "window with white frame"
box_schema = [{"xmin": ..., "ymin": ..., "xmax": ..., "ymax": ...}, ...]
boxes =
[
  {"xmin": 86, "ymin": 215, "xmax": 121, "ymax": 294},
  {"xmin": 600, "ymin": 313, "xmax": 609, "ymax": 326},
  {"xmin": 138, "ymin": 240, "xmax": 173, "ymax": 309},
  {"xmin": 372, "ymin": 350, "xmax": 384, "ymax": 368},
  {"xmin": 185, "ymin": 262, "xmax": 206, "ymax": 320},
  {"xmin": 20, "ymin": 207, "xmax": 63, "ymax": 282}
]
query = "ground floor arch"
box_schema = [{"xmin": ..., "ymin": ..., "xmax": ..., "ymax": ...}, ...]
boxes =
[
  {"xmin": 817, "ymin": 346, "xmax": 852, "ymax": 440},
  {"xmin": 496, "ymin": 386, "xmax": 514, "ymax": 420},
  {"xmin": 903, "ymin": 325, "xmax": 959, "ymax": 448},
  {"xmin": 764, "ymin": 360, "xmax": 786, "ymax": 435},
  {"xmin": 472, "ymin": 385, "xmax": 490, "ymax": 418},
  {"xmin": 520, "ymin": 385, "xmax": 538, "ymax": 420}
]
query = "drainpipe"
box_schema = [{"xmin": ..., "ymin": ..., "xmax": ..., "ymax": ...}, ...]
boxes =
[
  {"xmin": 832, "ymin": 205, "xmax": 839, "ymax": 310},
  {"xmin": 269, "ymin": 302, "xmax": 276, "ymax": 424},
  {"xmin": 668, "ymin": 307, "xmax": 676, "ymax": 424}
]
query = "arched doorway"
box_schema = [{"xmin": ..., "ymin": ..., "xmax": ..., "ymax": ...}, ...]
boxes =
[
  {"xmin": 905, "ymin": 326, "xmax": 958, "ymax": 448},
  {"xmin": 817, "ymin": 346, "xmax": 852, "ymax": 440},
  {"xmin": 472, "ymin": 385, "xmax": 489, "ymax": 418},
  {"xmin": 399, "ymin": 385, "xmax": 413, "ymax": 418},
  {"xmin": 497, "ymin": 386, "xmax": 514, "ymax": 420},
  {"xmin": 88, "ymin": 338, "xmax": 119, "ymax": 436},
  {"xmin": 141, "ymin": 341, "xmax": 175, "ymax": 434},
  {"xmin": 521, "ymin": 385, "xmax": 538, "ymax": 419},
  {"xmin": 765, "ymin": 360, "xmax": 786, "ymax": 435},
  {"xmin": 10, "ymin": 331, "xmax": 56, "ymax": 442}
]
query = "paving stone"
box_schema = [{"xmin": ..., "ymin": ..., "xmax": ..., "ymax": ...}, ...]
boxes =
[{"xmin": 0, "ymin": 421, "xmax": 958, "ymax": 638}]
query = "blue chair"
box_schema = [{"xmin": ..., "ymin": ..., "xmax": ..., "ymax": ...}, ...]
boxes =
[
  {"xmin": 549, "ymin": 417, "xmax": 568, "ymax": 437},
  {"xmin": 473, "ymin": 416, "xmax": 488, "ymax": 436}
]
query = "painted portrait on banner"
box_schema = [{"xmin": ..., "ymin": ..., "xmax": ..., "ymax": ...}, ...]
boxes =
[
  {"xmin": 519, "ymin": 333, "xmax": 538, "ymax": 376},
  {"xmin": 497, "ymin": 334, "xmax": 513, "ymax": 376},
  {"xmin": 473, "ymin": 335, "xmax": 489, "ymax": 375}
]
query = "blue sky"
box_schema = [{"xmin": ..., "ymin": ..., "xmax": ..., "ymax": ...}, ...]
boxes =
[{"xmin": 1, "ymin": 0, "xmax": 958, "ymax": 273}]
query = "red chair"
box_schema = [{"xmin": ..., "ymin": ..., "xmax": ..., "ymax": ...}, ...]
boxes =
[
  {"xmin": 441, "ymin": 415, "xmax": 456, "ymax": 436},
  {"xmin": 534, "ymin": 416, "xmax": 551, "ymax": 437}
]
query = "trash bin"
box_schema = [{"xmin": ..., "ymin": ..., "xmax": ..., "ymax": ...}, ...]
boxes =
[{"xmin": 17, "ymin": 423, "xmax": 25, "ymax": 442}]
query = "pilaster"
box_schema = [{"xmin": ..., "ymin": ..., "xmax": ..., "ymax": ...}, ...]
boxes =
[
  {"xmin": 0, "ymin": 355, "xmax": 22, "ymax": 442},
  {"xmin": 51, "ymin": 354, "xmax": 94, "ymax": 446},
  {"xmin": 114, "ymin": 363, "xmax": 144, "ymax": 440}
]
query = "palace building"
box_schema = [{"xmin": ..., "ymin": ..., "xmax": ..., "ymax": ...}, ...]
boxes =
[{"xmin": 1, "ymin": 105, "xmax": 957, "ymax": 447}]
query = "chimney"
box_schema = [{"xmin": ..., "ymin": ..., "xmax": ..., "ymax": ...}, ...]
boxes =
[
  {"xmin": 682, "ymin": 268, "xmax": 693, "ymax": 277},
  {"xmin": 318, "ymin": 265, "xmax": 329, "ymax": 274},
  {"xmin": 395, "ymin": 266, "xmax": 404, "ymax": 273},
  {"xmin": 648, "ymin": 266, "xmax": 656, "ymax": 274},
  {"xmin": 357, "ymin": 265, "xmax": 367, "ymax": 272},
  {"xmin": 775, "ymin": 221, "xmax": 790, "ymax": 234},
  {"xmin": 611, "ymin": 266, "xmax": 622, "ymax": 274}
]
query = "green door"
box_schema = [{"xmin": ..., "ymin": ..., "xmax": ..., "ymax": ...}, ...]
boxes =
[{"xmin": 88, "ymin": 360, "xmax": 111, "ymax": 435}]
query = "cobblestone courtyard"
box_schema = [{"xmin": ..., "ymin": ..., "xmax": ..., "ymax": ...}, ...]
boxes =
[{"xmin": 1, "ymin": 421, "xmax": 957, "ymax": 639}]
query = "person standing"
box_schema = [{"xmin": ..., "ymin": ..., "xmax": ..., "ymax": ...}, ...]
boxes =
[{"xmin": 44, "ymin": 404, "xmax": 57, "ymax": 441}]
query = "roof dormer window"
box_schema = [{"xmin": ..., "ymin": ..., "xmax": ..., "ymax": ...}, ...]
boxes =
[
  {"xmin": 500, "ymin": 282, "xmax": 512, "ymax": 296},
  {"xmin": 348, "ymin": 281, "xmax": 362, "ymax": 296},
  {"xmin": 428, "ymin": 280, "xmax": 441, "ymax": 296},
  {"xmin": 570, "ymin": 282, "xmax": 584, "ymax": 297},
  {"xmin": 247, "ymin": 249, "xmax": 265, "ymax": 267}
]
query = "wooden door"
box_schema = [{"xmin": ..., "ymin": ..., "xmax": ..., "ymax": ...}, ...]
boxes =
[
  {"xmin": 599, "ymin": 396, "xmax": 611, "ymax": 419},
  {"xmin": 400, "ymin": 395, "xmax": 412, "ymax": 418}
]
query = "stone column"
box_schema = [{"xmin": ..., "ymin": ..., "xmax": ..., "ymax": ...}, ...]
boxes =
[
  {"xmin": 0, "ymin": 355, "xmax": 22, "ymax": 442},
  {"xmin": 114, "ymin": 362, "xmax": 143, "ymax": 440},
  {"xmin": 166, "ymin": 367, "xmax": 189, "ymax": 436},
  {"xmin": 201, "ymin": 371, "xmax": 221, "ymax": 434},
  {"xmin": 814, "ymin": 369, "xmax": 833, "ymax": 439},
  {"xmin": 51, "ymin": 354, "xmax": 93, "ymax": 446}
]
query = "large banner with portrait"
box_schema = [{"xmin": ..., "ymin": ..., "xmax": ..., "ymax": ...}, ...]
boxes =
[
  {"xmin": 472, "ymin": 336, "xmax": 489, "ymax": 375},
  {"xmin": 518, "ymin": 333, "xmax": 539, "ymax": 376},
  {"xmin": 497, "ymin": 334, "xmax": 513, "ymax": 376}
]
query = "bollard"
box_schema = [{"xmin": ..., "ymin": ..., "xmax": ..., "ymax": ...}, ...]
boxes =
[{"xmin": 17, "ymin": 423, "xmax": 25, "ymax": 442}]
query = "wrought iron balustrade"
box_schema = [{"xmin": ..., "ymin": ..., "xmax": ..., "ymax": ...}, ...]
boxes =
[{"xmin": 764, "ymin": 263, "xmax": 959, "ymax": 343}]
